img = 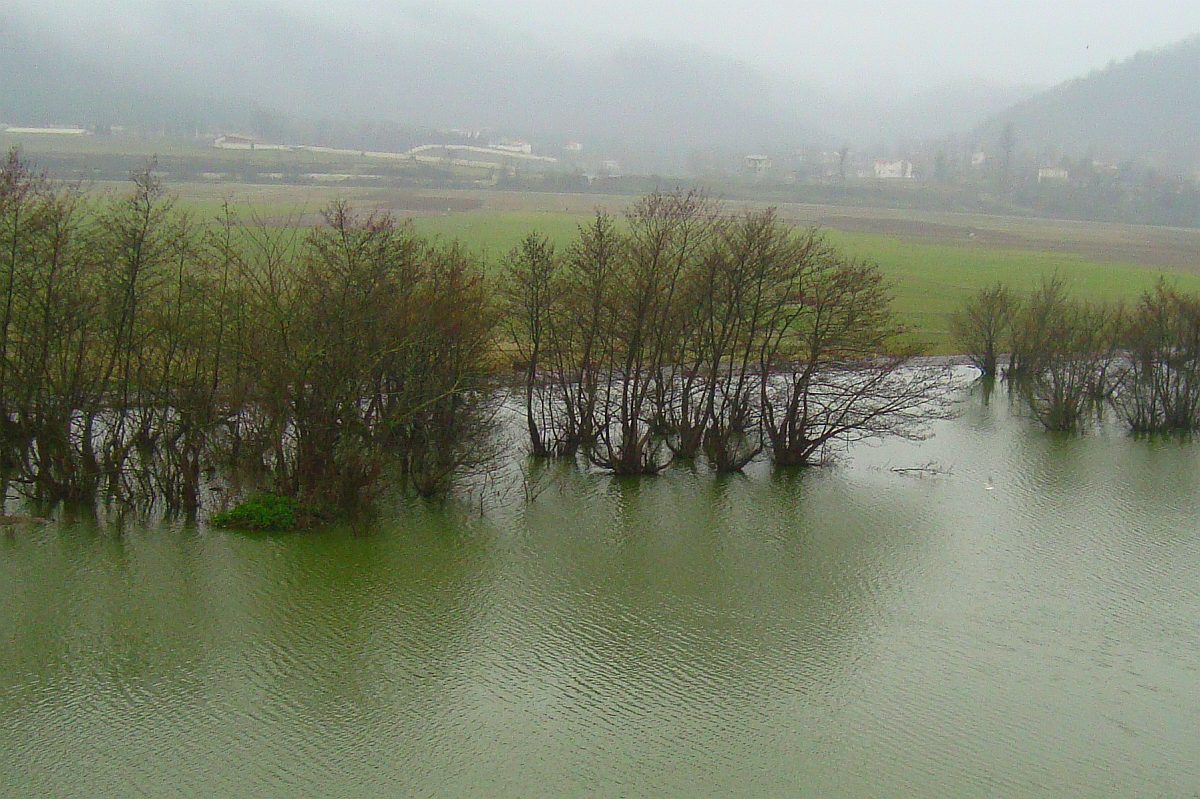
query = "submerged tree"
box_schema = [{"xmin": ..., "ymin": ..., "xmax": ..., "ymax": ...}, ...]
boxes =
[
  {"xmin": 233, "ymin": 203, "xmax": 496, "ymax": 505},
  {"xmin": 500, "ymin": 193, "xmax": 954, "ymax": 475},
  {"xmin": 759, "ymin": 255, "xmax": 950, "ymax": 467},
  {"xmin": 588, "ymin": 190, "xmax": 718, "ymax": 475},
  {"xmin": 499, "ymin": 233, "xmax": 563, "ymax": 457},
  {"xmin": 951, "ymin": 282, "xmax": 1020, "ymax": 379},
  {"xmin": 1029, "ymin": 301, "xmax": 1123, "ymax": 432},
  {"xmin": 1115, "ymin": 280, "xmax": 1200, "ymax": 433},
  {"xmin": 695, "ymin": 210, "xmax": 820, "ymax": 471},
  {"xmin": 0, "ymin": 151, "xmax": 501, "ymax": 512},
  {"xmin": 1011, "ymin": 277, "xmax": 1123, "ymax": 432},
  {"xmin": 0, "ymin": 151, "xmax": 103, "ymax": 500}
]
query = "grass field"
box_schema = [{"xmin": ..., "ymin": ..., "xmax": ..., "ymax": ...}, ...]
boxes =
[
  {"xmin": 84, "ymin": 179, "xmax": 1200, "ymax": 354},
  {"xmin": 406, "ymin": 211, "xmax": 1200, "ymax": 352}
]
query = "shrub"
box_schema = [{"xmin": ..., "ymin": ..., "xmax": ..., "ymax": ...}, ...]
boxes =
[{"xmin": 210, "ymin": 494, "xmax": 305, "ymax": 531}]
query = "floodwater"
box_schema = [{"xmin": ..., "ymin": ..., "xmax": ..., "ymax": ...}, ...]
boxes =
[{"xmin": 2, "ymin": 383, "xmax": 1199, "ymax": 798}]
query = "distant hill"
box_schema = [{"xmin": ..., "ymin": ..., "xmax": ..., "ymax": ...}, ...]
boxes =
[
  {"xmin": 0, "ymin": 14, "xmax": 254, "ymax": 136},
  {"xmin": 978, "ymin": 36, "xmax": 1200, "ymax": 172},
  {"xmin": 0, "ymin": 5, "xmax": 832, "ymax": 171}
]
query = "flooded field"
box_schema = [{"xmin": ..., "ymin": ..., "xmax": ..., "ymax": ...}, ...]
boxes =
[{"xmin": 2, "ymin": 385, "xmax": 1198, "ymax": 797}]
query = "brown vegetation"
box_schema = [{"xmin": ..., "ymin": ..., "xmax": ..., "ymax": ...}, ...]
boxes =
[
  {"xmin": 0, "ymin": 150, "xmax": 495, "ymax": 512},
  {"xmin": 954, "ymin": 275, "xmax": 1200, "ymax": 434},
  {"xmin": 500, "ymin": 190, "xmax": 952, "ymax": 474}
]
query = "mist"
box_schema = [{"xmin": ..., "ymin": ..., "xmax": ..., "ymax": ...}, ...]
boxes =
[{"xmin": 4, "ymin": 0, "xmax": 1200, "ymax": 170}]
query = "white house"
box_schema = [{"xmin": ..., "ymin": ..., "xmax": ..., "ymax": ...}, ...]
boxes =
[
  {"xmin": 1037, "ymin": 167, "xmax": 1069, "ymax": 184},
  {"xmin": 563, "ymin": 141, "xmax": 583, "ymax": 153},
  {"xmin": 874, "ymin": 159, "xmax": 913, "ymax": 179}
]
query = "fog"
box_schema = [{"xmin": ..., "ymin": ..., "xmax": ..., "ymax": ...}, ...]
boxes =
[
  {"xmin": 18, "ymin": 0, "xmax": 1200, "ymax": 94},
  {"xmin": 5, "ymin": 0, "xmax": 1200, "ymax": 168}
]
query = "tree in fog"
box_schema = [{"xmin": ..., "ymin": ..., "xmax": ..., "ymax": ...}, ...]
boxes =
[{"xmin": 998, "ymin": 123, "xmax": 1017, "ymax": 187}]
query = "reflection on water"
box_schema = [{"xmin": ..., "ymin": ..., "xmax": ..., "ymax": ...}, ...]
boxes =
[{"xmin": 2, "ymin": 383, "xmax": 1199, "ymax": 798}]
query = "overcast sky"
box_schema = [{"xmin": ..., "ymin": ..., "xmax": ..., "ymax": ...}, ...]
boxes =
[{"xmin": 15, "ymin": 0, "xmax": 1200, "ymax": 95}]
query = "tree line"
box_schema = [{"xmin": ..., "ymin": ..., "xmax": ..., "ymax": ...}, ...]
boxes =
[
  {"xmin": 952, "ymin": 276, "xmax": 1200, "ymax": 433},
  {"xmin": 0, "ymin": 154, "xmax": 955, "ymax": 515},
  {"xmin": 13, "ymin": 146, "xmax": 1197, "ymax": 521}
]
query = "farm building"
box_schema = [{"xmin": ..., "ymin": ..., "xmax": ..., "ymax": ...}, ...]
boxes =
[
  {"xmin": 213, "ymin": 134, "xmax": 258, "ymax": 149},
  {"xmin": 1, "ymin": 126, "xmax": 91, "ymax": 136},
  {"xmin": 213, "ymin": 135, "xmax": 293, "ymax": 151},
  {"xmin": 744, "ymin": 155, "xmax": 772, "ymax": 176}
]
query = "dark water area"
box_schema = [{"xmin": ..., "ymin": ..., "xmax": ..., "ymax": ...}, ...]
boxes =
[{"xmin": 2, "ymin": 383, "xmax": 1199, "ymax": 797}]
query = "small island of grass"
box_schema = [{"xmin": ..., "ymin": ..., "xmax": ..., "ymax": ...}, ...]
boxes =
[{"xmin": 210, "ymin": 494, "xmax": 311, "ymax": 532}]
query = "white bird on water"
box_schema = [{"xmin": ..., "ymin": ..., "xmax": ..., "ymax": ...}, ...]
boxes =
[{"xmin": 985, "ymin": 475, "xmax": 996, "ymax": 491}]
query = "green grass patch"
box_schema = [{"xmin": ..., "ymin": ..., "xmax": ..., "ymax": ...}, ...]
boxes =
[
  {"xmin": 410, "ymin": 211, "xmax": 588, "ymax": 257},
  {"xmin": 210, "ymin": 493, "xmax": 307, "ymax": 532},
  {"xmin": 825, "ymin": 230, "xmax": 1200, "ymax": 352}
]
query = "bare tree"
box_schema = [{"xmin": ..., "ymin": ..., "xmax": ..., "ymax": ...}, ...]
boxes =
[
  {"xmin": 553, "ymin": 212, "xmax": 623, "ymax": 456},
  {"xmin": 1014, "ymin": 277, "xmax": 1123, "ymax": 431},
  {"xmin": 697, "ymin": 210, "xmax": 817, "ymax": 472},
  {"xmin": 1115, "ymin": 280, "xmax": 1200, "ymax": 433},
  {"xmin": 759, "ymin": 256, "xmax": 951, "ymax": 467},
  {"xmin": 499, "ymin": 233, "xmax": 562, "ymax": 457},
  {"xmin": 951, "ymin": 282, "xmax": 1021, "ymax": 379},
  {"xmin": 589, "ymin": 190, "xmax": 717, "ymax": 475}
]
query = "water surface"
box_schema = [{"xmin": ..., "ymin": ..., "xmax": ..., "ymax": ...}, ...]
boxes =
[{"xmin": 2, "ymin": 386, "xmax": 1199, "ymax": 797}]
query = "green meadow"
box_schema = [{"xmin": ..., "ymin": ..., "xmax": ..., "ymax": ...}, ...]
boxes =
[
  {"xmin": 824, "ymin": 231, "xmax": 1200, "ymax": 351},
  {"xmin": 86, "ymin": 179, "xmax": 1200, "ymax": 354},
  {"xmin": 407, "ymin": 211, "xmax": 1200, "ymax": 352}
]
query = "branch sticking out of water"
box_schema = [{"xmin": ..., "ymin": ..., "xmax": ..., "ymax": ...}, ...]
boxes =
[{"xmin": 887, "ymin": 461, "xmax": 952, "ymax": 478}]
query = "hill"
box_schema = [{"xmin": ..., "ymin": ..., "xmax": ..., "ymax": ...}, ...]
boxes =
[{"xmin": 979, "ymin": 36, "xmax": 1200, "ymax": 171}]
